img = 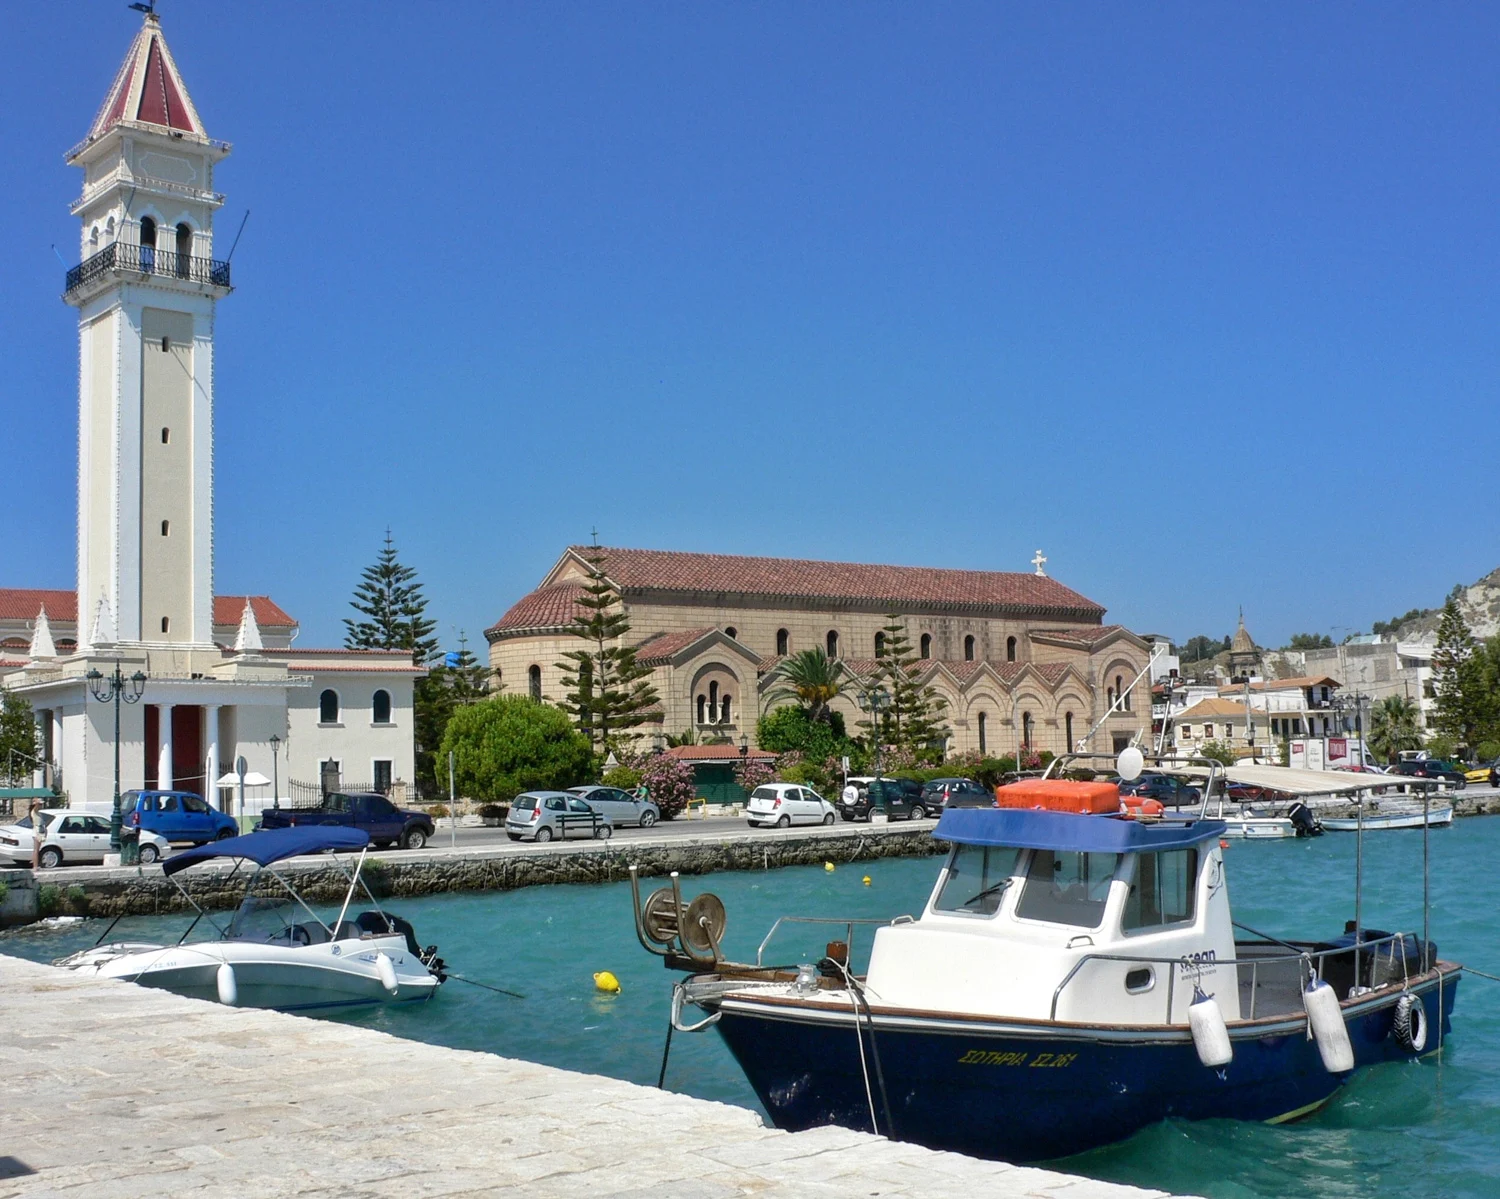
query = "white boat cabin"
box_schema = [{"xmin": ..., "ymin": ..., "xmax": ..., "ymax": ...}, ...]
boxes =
[{"xmin": 864, "ymin": 806, "xmax": 1238, "ymax": 1024}]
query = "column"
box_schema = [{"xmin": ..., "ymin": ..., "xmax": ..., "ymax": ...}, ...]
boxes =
[
  {"xmin": 51, "ymin": 708, "xmax": 63, "ymax": 791},
  {"xmin": 157, "ymin": 703, "xmax": 174, "ymax": 790},
  {"xmin": 204, "ymin": 704, "xmax": 220, "ymax": 811}
]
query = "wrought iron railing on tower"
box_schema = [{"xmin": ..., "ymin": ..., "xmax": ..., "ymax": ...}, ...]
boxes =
[{"xmin": 64, "ymin": 241, "xmax": 231, "ymax": 295}]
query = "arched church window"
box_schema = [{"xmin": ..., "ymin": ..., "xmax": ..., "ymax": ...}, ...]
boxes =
[
  {"xmin": 709, "ymin": 681, "xmax": 719, "ymax": 722},
  {"xmin": 320, "ymin": 689, "xmax": 339, "ymax": 723},
  {"xmin": 964, "ymin": 635, "xmax": 975, "ymax": 661},
  {"xmin": 978, "ymin": 712, "xmax": 988, "ymax": 754},
  {"xmin": 372, "ymin": 689, "xmax": 392, "ymax": 724},
  {"xmin": 1065, "ymin": 712, "xmax": 1074, "ymax": 748},
  {"xmin": 721, "ymin": 694, "xmax": 732, "ymax": 724},
  {"xmin": 528, "ymin": 665, "xmax": 541, "ymax": 700},
  {"xmin": 920, "ymin": 633, "xmax": 931, "ymax": 659},
  {"xmin": 90, "ymin": 226, "xmax": 99, "ymax": 249},
  {"xmin": 697, "ymin": 694, "xmax": 706, "ymax": 724},
  {"xmin": 175, "ymin": 222, "xmax": 192, "ymax": 276},
  {"xmin": 725, "ymin": 627, "xmax": 737, "ymax": 640},
  {"xmin": 1022, "ymin": 711, "xmax": 1034, "ymax": 748},
  {"xmin": 826, "ymin": 630, "xmax": 838, "ymax": 658},
  {"xmin": 776, "ymin": 629, "xmax": 789, "ymax": 656},
  {"xmin": 106, "ymin": 215, "xmax": 116, "ymax": 239},
  {"xmin": 160, "ymin": 616, "xmax": 170, "ymax": 634},
  {"xmin": 1006, "ymin": 636, "xmax": 1017, "ymax": 662},
  {"xmin": 874, "ymin": 632, "xmax": 886, "ymax": 657},
  {"xmin": 139, "ymin": 216, "xmax": 156, "ymax": 272},
  {"xmin": 1107, "ymin": 687, "xmax": 1115, "ymax": 708},
  {"xmin": 1115, "ymin": 675, "xmax": 1127, "ymax": 710}
]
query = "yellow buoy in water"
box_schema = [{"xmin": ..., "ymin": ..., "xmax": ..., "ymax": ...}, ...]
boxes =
[
  {"xmin": 824, "ymin": 861, "xmax": 835, "ymax": 872},
  {"xmin": 862, "ymin": 875, "xmax": 872, "ymax": 886},
  {"xmin": 593, "ymin": 971, "xmax": 621, "ymax": 994}
]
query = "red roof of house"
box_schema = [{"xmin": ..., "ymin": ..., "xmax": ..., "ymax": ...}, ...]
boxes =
[
  {"xmin": 85, "ymin": 15, "xmax": 204, "ymax": 145},
  {"xmin": 662, "ymin": 745, "xmax": 776, "ymax": 763},
  {"xmin": 0, "ymin": 589, "xmax": 296, "ymax": 629}
]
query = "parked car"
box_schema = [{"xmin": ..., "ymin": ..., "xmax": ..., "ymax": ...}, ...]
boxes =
[
  {"xmin": 746, "ymin": 783, "xmax": 837, "ymax": 828},
  {"xmin": 1387, "ymin": 760, "xmax": 1467, "ymax": 789},
  {"xmin": 0, "ymin": 809, "xmax": 172, "ymax": 868},
  {"xmin": 920, "ymin": 778, "xmax": 995, "ymax": 809},
  {"xmin": 838, "ymin": 777, "xmax": 930, "ymax": 822},
  {"xmin": 506, "ymin": 792, "xmax": 614, "ymax": 842},
  {"xmin": 258, "ymin": 791, "xmax": 435, "ymax": 848},
  {"xmin": 567, "ymin": 785, "xmax": 661, "ymax": 828},
  {"xmin": 1118, "ymin": 774, "xmax": 1202, "ymax": 808},
  {"xmin": 124, "ymin": 789, "xmax": 237, "ymax": 845},
  {"xmin": 1464, "ymin": 760, "xmax": 1500, "ymax": 787}
]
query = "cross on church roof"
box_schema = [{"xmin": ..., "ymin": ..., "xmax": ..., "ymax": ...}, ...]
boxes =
[{"xmin": 1032, "ymin": 550, "xmax": 1047, "ymax": 577}]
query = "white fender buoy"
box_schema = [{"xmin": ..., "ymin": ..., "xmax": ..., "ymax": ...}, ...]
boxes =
[
  {"xmin": 1304, "ymin": 979, "xmax": 1354, "ymax": 1072},
  {"xmin": 375, "ymin": 951, "xmax": 400, "ymax": 996},
  {"xmin": 216, "ymin": 962, "xmax": 238, "ymax": 1007},
  {"xmin": 1189, "ymin": 992, "xmax": 1233, "ymax": 1067},
  {"xmin": 1393, "ymin": 993, "xmax": 1428, "ymax": 1052}
]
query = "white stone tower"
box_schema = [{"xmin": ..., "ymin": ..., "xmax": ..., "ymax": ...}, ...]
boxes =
[{"xmin": 65, "ymin": 12, "xmax": 229, "ymax": 650}]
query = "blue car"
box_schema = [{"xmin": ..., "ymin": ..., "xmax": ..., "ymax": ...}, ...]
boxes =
[{"xmin": 124, "ymin": 790, "xmax": 238, "ymax": 845}]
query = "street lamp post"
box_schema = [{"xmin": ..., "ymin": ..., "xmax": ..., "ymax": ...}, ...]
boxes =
[
  {"xmin": 85, "ymin": 664, "xmax": 146, "ymax": 852},
  {"xmin": 859, "ymin": 685, "xmax": 891, "ymax": 786},
  {"xmin": 269, "ymin": 734, "xmax": 281, "ymax": 809}
]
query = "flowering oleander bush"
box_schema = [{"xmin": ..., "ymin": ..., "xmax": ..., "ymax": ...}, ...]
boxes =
[{"xmin": 639, "ymin": 754, "xmax": 696, "ymax": 820}]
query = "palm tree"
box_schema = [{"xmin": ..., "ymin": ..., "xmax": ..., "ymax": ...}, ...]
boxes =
[
  {"xmin": 1368, "ymin": 695, "xmax": 1422, "ymax": 762},
  {"xmin": 766, "ymin": 648, "xmax": 846, "ymax": 724}
]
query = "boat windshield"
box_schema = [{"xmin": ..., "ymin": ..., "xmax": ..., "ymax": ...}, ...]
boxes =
[
  {"xmin": 1014, "ymin": 850, "xmax": 1120, "ymax": 929},
  {"xmin": 226, "ymin": 893, "xmax": 301, "ymax": 941},
  {"xmin": 933, "ymin": 844, "xmax": 1023, "ymax": 915}
]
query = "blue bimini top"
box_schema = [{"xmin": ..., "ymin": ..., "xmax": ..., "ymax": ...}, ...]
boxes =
[
  {"xmin": 933, "ymin": 807, "xmax": 1227, "ymax": 854},
  {"xmin": 162, "ymin": 826, "xmax": 370, "ymax": 876}
]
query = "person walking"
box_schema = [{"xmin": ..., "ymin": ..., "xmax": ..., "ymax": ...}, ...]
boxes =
[{"xmin": 29, "ymin": 798, "xmax": 46, "ymax": 870}]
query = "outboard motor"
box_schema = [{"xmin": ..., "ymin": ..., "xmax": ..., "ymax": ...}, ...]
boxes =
[{"xmin": 1289, "ymin": 802, "xmax": 1322, "ymax": 837}]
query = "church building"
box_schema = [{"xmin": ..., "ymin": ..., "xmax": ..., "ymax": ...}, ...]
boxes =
[
  {"xmin": 0, "ymin": 14, "xmax": 419, "ymax": 808},
  {"xmin": 488, "ymin": 546, "xmax": 1153, "ymax": 758}
]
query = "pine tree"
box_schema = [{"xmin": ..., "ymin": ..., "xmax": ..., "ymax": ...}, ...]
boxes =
[
  {"xmin": 344, "ymin": 530, "xmax": 438, "ymax": 664},
  {"xmin": 555, "ymin": 549, "xmax": 660, "ymax": 754},
  {"xmin": 414, "ymin": 631, "xmax": 494, "ymax": 790},
  {"xmin": 875, "ymin": 614, "xmax": 949, "ymax": 758},
  {"xmin": 1431, "ymin": 597, "xmax": 1485, "ymax": 748}
]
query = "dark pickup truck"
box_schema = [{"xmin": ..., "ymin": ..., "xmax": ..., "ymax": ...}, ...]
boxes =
[{"xmin": 257, "ymin": 792, "xmax": 435, "ymax": 849}]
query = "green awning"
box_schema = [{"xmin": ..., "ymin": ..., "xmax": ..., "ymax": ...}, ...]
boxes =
[{"xmin": 0, "ymin": 788, "xmax": 58, "ymax": 800}]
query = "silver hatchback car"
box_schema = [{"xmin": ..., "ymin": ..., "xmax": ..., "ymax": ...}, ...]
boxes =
[
  {"xmin": 567, "ymin": 786, "xmax": 661, "ymax": 828},
  {"xmin": 505, "ymin": 792, "xmax": 614, "ymax": 842}
]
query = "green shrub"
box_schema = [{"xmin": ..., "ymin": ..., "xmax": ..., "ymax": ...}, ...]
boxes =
[
  {"xmin": 477, "ymin": 803, "xmax": 507, "ymax": 820},
  {"xmin": 601, "ymin": 765, "xmax": 643, "ymax": 791},
  {"xmin": 0, "ymin": 880, "xmax": 9, "ymax": 905},
  {"xmin": 37, "ymin": 884, "xmax": 61, "ymax": 917},
  {"xmin": 1475, "ymin": 741, "xmax": 1500, "ymax": 764},
  {"xmin": 758, "ymin": 705, "xmax": 856, "ymax": 761},
  {"xmin": 439, "ymin": 695, "xmax": 595, "ymax": 801}
]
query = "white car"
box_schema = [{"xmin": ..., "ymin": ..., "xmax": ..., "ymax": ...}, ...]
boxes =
[
  {"xmin": 0, "ymin": 809, "xmax": 172, "ymax": 868},
  {"xmin": 746, "ymin": 783, "xmax": 837, "ymax": 828}
]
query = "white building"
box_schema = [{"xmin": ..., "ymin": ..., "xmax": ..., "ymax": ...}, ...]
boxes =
[{"xmin": 0, "ymin": 14, "xmax": 420, "ymax": 811}]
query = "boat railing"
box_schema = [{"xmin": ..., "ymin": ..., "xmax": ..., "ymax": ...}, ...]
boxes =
[
  {"xmin": 1047, "ymin": 930, "xmax": 1423, "ymax": 1023},
  {"xmin": 755, "ymin": 915, "xmax": 909, "ymax": 968}
]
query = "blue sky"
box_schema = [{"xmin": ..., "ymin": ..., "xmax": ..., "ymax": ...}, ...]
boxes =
[{"xmin": 4, "ymin": 3, "xmax": 1497, "ymax": 651}]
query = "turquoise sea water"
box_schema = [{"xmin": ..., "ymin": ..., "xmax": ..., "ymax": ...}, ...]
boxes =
[{"xmin": 6, "ymin": 820, "xmax": 1500, "ymax": 1198}]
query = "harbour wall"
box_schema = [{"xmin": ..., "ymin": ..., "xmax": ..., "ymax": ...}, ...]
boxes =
[{"xmin": 0, "ymin": 822, "xmax": 942, "ymax": 926}]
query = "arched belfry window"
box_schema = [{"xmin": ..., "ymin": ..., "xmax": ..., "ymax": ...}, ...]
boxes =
[
  {"xmin": 372, "ymin": 689, "xmax": 392, "ymax": 724},
  {"xmin": 319, "ymin": 689, "xmax": 339, "ymax": 724},
  {"xmin": 920, "ymin": 633, "xmax": 931, "ymax": 659},
  {"xmin": 874, "ymin": 632, "xmax": 886, "ymax": 657},
  {"xmin": 964, "ymin": 635, "xmax": 975, "ymax": 662},
  {"xmin": 1115, "ymin": 675, "xmax": 1126, "ymax": 710},
  {"xmin": 175, "ymin": 222, "xmax": 192, "ymax": 276},
  {"xmin": 1006, "ymin": 636, "xmax": 1017, "ymax": 662},
  {"xmin": 826, "ymin": 630, "xmax": 839, "ymax": 658},
  {"xmin": 139, "ymin": 216, "xmax": 156, "ymax": 271},
  {"xmin": 528, "ymin": 665, "xmax": 542, "ymax": 700},
  {"xmin": 776, "ymin": 629, "xmax": 789, "ymax": 656}
]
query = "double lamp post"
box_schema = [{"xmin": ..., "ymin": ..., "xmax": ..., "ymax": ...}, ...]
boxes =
[{"xmin": 85, "ymin": 664, "xmax": 146, "ymax": 853}]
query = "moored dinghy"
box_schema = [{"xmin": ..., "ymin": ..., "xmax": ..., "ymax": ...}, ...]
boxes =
[
  {"xmin": 631, "ymin": 751, "xmax": 1460, "ymax": 1162},
  {"xmin": 57, "ymin": 826, "xmax": 446, "ymax": 1012}
]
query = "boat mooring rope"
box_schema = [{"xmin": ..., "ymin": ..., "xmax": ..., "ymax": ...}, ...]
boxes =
[
  {"xmin": 1461, "ymin": 967, "xmax": 1500, "ymax": 984},
  {"xmin": 446, "ymin": 972, "xmax": 525, "ymax": 999},
  {"xmin": 829, "ymin": 957, "xmax": 896, "ymax": 1139}
]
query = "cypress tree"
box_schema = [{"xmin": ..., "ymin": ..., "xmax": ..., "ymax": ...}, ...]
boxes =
[
  {"xmin": 1432, "ymin": 598, "xmax": 1485, "ymax": 748},
  {"xmin": 344, "ymin": 530, "xmax": 438, "ymax": 664},
  {"xmin": 556, "ymin": 548, "xmax": 660, "ymax": 754}
]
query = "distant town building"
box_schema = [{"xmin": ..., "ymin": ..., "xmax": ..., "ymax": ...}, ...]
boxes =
[{"xmin": 488, "ymin": 546, "xmax": 1154, "ymax": 758}]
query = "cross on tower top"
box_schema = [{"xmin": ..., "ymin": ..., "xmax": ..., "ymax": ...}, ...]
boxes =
[{"xmin": 1031, "ymin": 550, "xmax": 1047, "ymax": 577}]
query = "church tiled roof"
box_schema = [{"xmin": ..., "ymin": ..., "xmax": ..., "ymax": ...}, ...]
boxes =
[
  {"xmin": 633, "ymin": 628, "xmax": 719, "ymax": 666},
  {"xmin": 488, "ymin": 583, "xmax": 587, "ymax": 636},
  {"xmin": 1031, "ymin": 624, "xmax": 1129, "ymax": 648},
  {"xmin": 574, "ymin": 546, "xmax": 1105, "ymax": 617},
  {"xmin": 0, "ymin": 589, "xmax": 296, "ymax": 629}
]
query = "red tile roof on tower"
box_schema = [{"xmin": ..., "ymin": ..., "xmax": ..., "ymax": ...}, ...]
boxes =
[
  {"xmin": 0, "ymin": 589, "xmax": 296, "ymax": 629},
  {"xmin": 84, "ymin": 15, "xmax": 205, "ymax": 145}
]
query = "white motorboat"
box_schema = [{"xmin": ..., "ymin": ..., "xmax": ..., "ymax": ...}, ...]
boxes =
[
  {"xmin": 56, "ymin": 826, "xmax": 446, "ymax": 1012},
  {"xmin": 1219, "ymin": 815, "xmax": 1297, "ymax": 839}
]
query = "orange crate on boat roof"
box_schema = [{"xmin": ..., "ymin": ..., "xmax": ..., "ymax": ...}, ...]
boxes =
[{"xmin": 994, "ymin": 778, "xmax": 1120, "ymax": 814}]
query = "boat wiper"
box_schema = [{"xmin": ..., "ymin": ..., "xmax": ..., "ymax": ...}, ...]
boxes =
[{"xmin": 962, "ymin": 878, "xmax": 1013, "ymax": 910}]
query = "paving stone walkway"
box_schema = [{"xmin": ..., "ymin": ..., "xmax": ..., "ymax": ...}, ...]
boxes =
[{"xmin": 0, "ymin": 956, "xmax": 1191, "ymax": 1198}]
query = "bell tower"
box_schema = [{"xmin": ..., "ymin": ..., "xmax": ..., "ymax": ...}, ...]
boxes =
[{"xmin": 65, "ymin": 12, "xmax": 230, "ymax": 650}]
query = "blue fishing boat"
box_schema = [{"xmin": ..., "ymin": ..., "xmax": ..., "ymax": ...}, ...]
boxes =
[{"xmin": 630, "ymin": 751, "xmax": 1460, "ymax": 1162}]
